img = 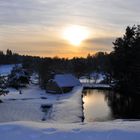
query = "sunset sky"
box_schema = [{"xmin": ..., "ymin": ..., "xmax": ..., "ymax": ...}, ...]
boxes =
[{"xmin": 0, "ymin": 0, "xmax": 140, "ymax": 58}]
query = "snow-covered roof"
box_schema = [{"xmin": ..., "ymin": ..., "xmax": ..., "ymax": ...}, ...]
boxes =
[{"xmin": 54, "ymin": 74, "xmax": 81, "ymax": 87}]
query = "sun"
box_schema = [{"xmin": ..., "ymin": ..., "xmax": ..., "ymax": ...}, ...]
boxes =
[{"xmin": 63, "ymin": 25, "xmax": 89, "ymax": 46}]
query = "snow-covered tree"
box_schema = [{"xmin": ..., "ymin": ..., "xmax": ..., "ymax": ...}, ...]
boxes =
[
  {"xmin": 8, "ymin": 65, "xmax": 30, "ymax": 89},
  {"xmin": 0, "ymin": 75, "xmax": 9, "ymax": 97}
]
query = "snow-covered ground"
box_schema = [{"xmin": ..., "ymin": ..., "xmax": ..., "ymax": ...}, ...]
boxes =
[
  {"xmin": 49, "ymin": 86, "xmax": 83, "ymax": 123},
  {"xmin": 0, "ymin": 64, "xmax": 16, "ymax": 76},
  {"xmin": 1, "ymin": 83, "xmax": 140, "ymax": 140},
  {"xmin": 0, "ymin": 121, "xmax": 140, "ymax": 140},
  {"xmin": 79, "ymin": 73, "xmax": 112, "ymax": 89},
  {"xmin": 0, "ymin": 85, "xmax": 52, "ymax": 122},
  {"xmin": 82, "ymin": 83, "xmax": 111, "ymax": 89},
  {"xmin": 0, "ymin": 84, "xmax": 83, "ymax": 123},
  {"xmin": 0, "ymin": 65, "xmax": 83, "ymax": 123},
  {"xmin": 79, "ymin": 73, "xmax": 106, "ymax": 84},
  {"xmin": 0, "ymin": 65, "xmax": 140, "ymax": 140}
]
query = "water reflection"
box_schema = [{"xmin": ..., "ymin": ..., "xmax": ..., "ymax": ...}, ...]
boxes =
[
  {"xmin": 107, "ymin": 92, "xmax": 140, "ymax": 119},
  {"xmin": 83, "ymin": 89, "xmax": 140, "ymax": 122}
]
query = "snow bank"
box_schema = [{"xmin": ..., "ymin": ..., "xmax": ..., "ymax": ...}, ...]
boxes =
[
  {"xmin": 80, "ymin": 73, "xmax": 106, "ymax": 84},
  {"xmin": 0, "ymin": 121, "xmax": 140, "ymax": 140},
  {"xmin": 49, "ymin": 86, "xmax": 83, "ymax": 123},
  {"xmin": 82, "ymin": 83, "xmax": 111, "ymax": 89}
]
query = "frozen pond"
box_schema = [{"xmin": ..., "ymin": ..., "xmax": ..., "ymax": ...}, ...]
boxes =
[{"xmin": 83, "ymin": 89, "xmax": 140, "ymax": 122}]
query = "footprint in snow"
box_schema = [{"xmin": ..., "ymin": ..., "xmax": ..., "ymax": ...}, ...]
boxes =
[
  {"xmin": 42, "ymin": 128, "xmax": 57, "ymax": 134},
  {"xmin": 72, "ymin": 128, "xmax": 81, "ymax": 133}
]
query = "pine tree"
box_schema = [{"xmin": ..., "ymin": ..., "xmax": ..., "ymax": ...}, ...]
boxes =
[
  {"xmin": 8, "ymin": 65, "xmax": 30, "ymax": 89},
  {"xmin": 112, "ymin": 25, "xmax": 140, "ymax": 94}
]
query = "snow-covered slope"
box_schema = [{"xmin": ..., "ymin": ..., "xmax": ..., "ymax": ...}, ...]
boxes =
[
  {"xmin": 49, "ymin": 86, "xmax": 83, "ymax": 123},
  {"xmin": 0, "ymin": 64, "xmax": 15, "ymax": 76},
  {"xmin": 0, "ymin": 84, "xmax": 83, "ymax": 123},
  {"xmin": 0, "ymin": 83, "xmax": 60, "ymax": 122},
  {"xmin": 0, "ymin": 121, "xmax": 140, "ymax": 140}
]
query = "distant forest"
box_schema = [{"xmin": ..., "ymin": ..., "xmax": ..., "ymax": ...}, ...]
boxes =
[
  {"xmin": 0, "ymin": 49, "xmax": 112, "ymax": 84},
  {"xmin": 0, "ymin": 25, "xmax": 140, "ymax": 94}
]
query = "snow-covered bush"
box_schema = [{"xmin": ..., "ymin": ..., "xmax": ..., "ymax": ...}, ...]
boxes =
[
  {"xmin": 0, "ymin": 75, "xmax": 9, "ymax": 102},
  {"xmin": 8, "ymin": 65, "xmax": 30, "ymax": 89}
]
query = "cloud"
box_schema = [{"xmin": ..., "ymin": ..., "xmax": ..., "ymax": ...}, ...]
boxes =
[
  {"xmin": 82, "ymin": 37, "xmax": 115, "ymax": 52},
  {"xmin": 0, "ymin": 0, "xmax": 140, "ymax": 57},
  {"xmin": 0, "ymin": 0, "xmax": 139, "ymax": 26},
  {"xmin": 85, "ymin": 37, "xmax": 115, "ymax": 46}
]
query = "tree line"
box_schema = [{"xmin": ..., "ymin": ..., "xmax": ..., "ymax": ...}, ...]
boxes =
[{"xmin": 0, "ymin": 50, "xmax": 112, "ymax": 84}]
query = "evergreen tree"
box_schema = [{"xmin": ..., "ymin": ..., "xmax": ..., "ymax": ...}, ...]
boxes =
[
  {"xmin": 8, "ymin": 65, "xmax": 30, "ymax": 89},
  {"xmin": 111, "ymin": 25, "xmax": 140, "ymax": 94},
  {"xmin": 6, "ymin": 49, "xmax": 12, "ymax": 56},
  {"xmin": 0, "ymin": 75, "xmax": 9, "ymax": 98}
]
